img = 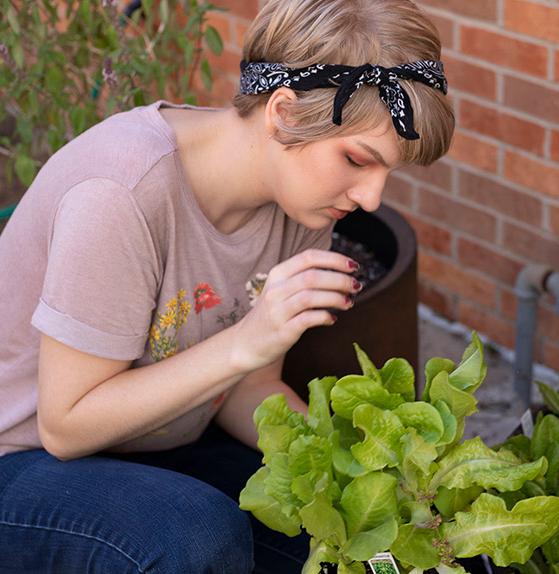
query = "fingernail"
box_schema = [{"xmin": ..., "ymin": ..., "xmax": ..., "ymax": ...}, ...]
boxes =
[
  {"xmin": 330, "ymin": 313, "xmax": 338, "ymax": 324},
  {"xmin": 347, "ymin": 260, "xmax": 360, "ymax": 271},
  {"xmin": 352, "ymin": 279, "xmax": 363, "ymax": 292},
  {"xmin": 345, "ymin": 295, "xmax": 354, "ymax": 306}
]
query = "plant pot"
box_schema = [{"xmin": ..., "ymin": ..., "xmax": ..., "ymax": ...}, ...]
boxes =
[{"xmin": 283, "ymin": 204, "xmax": 418, "ymax": 401}]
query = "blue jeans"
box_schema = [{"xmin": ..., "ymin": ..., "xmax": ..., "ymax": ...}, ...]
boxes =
[{"xmin": 0, "ymin": 424, "xmax": 310, "ymax": 573}]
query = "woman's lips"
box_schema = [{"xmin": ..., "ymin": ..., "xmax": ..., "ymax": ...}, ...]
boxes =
[{"xmin": 327, "ymin": 207, "xmax": 350, "ymax": 220}]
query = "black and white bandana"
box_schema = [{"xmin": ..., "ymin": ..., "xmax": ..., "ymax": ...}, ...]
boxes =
[{"xmin": 239, "ymin": 60, "xmax": 448, "ymax": 140}]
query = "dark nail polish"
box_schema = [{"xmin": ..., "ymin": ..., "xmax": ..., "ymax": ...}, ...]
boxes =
[
  {"xmin": 348, "ymin": 260, "xmax": 360, "ymax": 271},
  {"xmin": 352, "ymin": 279, "xmax": 363, "ymax": 292},
  {"xmin": 330, "ymin": 313, "xmax": 338, "ymax": 324}
]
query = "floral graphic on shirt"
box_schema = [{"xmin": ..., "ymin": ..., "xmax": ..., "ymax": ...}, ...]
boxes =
[
  {"xmin": 246, "ymin": 272, "xmax": 268, "ymax": 307},
  {"xmin": 149, "ymin": 285, "xmax": 223, "ymax": 363},
  {"xmin": 216, "ymin": 298, "xmax": 248, "ymax": 328},
  {"xmin": 194, "ymin": 282, "xmax": 222, "ymax": 314},
  {"xmin": 149, "ymin": 289, "xmax": 192, "ymax": 362}
]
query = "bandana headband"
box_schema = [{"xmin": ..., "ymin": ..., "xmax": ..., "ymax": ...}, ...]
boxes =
[{"xmin": 239, "ymin": 60, "xmax": 448, "ymax": 140}]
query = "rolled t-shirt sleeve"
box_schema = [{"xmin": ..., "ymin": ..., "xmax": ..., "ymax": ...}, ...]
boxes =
[{"xmin": 31, "ymin": 179, "xmax": 160, "ymax": 360}]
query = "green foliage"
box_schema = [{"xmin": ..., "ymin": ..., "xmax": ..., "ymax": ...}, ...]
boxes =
[
  {"xmin": 0, "ymin": 0, "xmax": 225, "ymax": 189},
  {"xmin": 497, "ymin": 382, "xmax": 559, "ymax": 574},
  {"xmin": 240, "ymin": 332, "xmax": 559, "ymax": 574}
]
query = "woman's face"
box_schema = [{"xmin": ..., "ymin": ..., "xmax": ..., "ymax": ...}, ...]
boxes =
[{"xmin": 266, "ymin": 119, "xmax": 402, "ymax": 230}]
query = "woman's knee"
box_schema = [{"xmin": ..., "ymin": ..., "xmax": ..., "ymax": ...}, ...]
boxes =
[{"xmin": 145, "ymin": 479, "xmax": 254, "ymax": 574}]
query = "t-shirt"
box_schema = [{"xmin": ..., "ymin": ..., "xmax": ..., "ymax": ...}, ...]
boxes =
[{"xmin": 0, "ymin": 100, "xmax": 334, "ymax": 457}]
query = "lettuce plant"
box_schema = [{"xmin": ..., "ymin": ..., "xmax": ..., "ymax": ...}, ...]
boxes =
[
  {"xmin": 496, "ymin": 382, "xmax": 559, "ymax": 574},
  {"xmin": 239, "ymin": 333, "xmax": 559, "ymax": 574}
]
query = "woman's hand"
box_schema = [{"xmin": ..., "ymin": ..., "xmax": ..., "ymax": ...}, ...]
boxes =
[{"xmin": 231, "ymin": 249, "xmax": 362, "ymax": 372}]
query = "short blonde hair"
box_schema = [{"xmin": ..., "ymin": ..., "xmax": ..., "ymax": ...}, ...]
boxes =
[{"xmin": 232, "ymin": 0, "xmax": 455, "ymax": 166}]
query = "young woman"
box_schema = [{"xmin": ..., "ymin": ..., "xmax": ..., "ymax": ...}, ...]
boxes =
[{"xmin": 0, "ymin": 0, "xmax": 454, "ymax": 572}]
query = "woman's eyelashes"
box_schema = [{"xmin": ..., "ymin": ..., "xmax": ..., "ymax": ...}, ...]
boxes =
[{"xmin": 345, "ymin": 154, "xmax": 365, "ymax": 168}]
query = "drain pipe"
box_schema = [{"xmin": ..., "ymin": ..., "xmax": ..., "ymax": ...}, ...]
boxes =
[{"xmin": 513, "ymin": 264, "xmax": 559, "ymax": 413}]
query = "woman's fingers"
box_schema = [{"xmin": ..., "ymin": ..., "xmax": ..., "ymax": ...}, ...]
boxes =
[
  {"xmin": 268, "ymin": 248, "xmax": 358, "ymax": 282},
  {"xmin": 282, "ymin": 287, "xmax": 354, "ymax": 319}
]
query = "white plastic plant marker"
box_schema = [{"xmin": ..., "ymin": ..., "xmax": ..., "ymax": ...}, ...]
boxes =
[{"xmin": 368, "ymin": 552, "xmax": 400, "ymax": 574}]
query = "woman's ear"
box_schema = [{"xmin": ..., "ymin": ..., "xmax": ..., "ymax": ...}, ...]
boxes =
[{"xmin": 264, "ymin": 87, "xmax": 298, "ymax": 140}]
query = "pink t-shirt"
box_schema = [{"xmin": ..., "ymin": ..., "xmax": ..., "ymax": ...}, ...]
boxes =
[{"xmin": 0, "ymin": 100, "xmax": 334, "ymax": 456}]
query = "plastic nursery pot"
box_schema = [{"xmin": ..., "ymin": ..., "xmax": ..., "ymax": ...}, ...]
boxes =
[{"xmin": 283, "ymin": 204, "xmax": 418, "ymax": 402}]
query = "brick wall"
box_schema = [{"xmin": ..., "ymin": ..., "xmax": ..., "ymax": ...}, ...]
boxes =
[{"xmin": 195, "ymin": 0, "xmax": 559, "ymax": 373}]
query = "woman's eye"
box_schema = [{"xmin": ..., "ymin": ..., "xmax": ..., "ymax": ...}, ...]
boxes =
[{"xmin": 345, "ymin": 155, "xmax": 364, "ymax": 168}]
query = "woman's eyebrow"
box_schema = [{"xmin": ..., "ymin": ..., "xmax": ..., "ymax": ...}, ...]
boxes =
[{"xmin": 355, "ymin": 141, "xmax": 391, "ymax": 168}]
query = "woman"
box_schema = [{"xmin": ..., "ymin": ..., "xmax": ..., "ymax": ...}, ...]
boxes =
[{"xmin": 0, "ymin": 0, "xmax": 454, "ymax": 572}]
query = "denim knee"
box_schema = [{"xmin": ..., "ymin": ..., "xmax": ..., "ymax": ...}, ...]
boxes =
[{"xmin": 145, "ymin": 483, "xmax": 254, "ymax": 574}]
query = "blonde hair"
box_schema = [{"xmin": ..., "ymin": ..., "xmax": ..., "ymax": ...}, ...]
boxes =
[{"xmin": 232, "ymin": 0, "xmax": 455, "ymax": 166}]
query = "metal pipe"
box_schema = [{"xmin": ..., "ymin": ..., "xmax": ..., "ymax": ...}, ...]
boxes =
[{"xmin": 513, "ymin": 265, "xmax": 559, "ymax": 413}]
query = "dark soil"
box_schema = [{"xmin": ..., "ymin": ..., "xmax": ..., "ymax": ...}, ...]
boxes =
[{"xmin": 330, "ymin": 231, "xmax": 388, "ymax": 291}]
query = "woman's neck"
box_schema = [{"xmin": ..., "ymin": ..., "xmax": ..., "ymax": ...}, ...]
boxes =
[{"xmin": 160, "ymin": 106, "xmax": 272, "ymax": 235}]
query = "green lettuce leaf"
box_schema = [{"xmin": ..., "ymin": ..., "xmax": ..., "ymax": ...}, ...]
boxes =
[
  {"xmin": 391, "ymin": 523, "xmax": 442, "ymax": 570},
  {"xmin": 239, "ymin": 467, "xmax": 302, "ymax": 536},
  {"xmin": 379, "ymin": 358, "xmax": 416, "ymax": 402},
  {"xmin": 531, "ymin": 414, "xmax": 559, "ymax": 461},
  {"xmin": 422, "ymin": 357, "xmax": 456, "ymax": 401},
  {"xmin": 331, "ymin": 375, "xmax": 404, "ymax": 420},
  {"xmin": 430, "ymin": 437, "xmax": 548, "ymax": 493},
  {"xmin": 443, "ymin": 493, "xmax": 559, "ymax": 566},
  {"xmin": 353, "ymin": 342, "xmax": 382, "ymax": 383},
  {"xmin": 434, "ymin": 485, "xmax": 484, "ymax": 518},
  {"xmin": 351, "ymin": 404, "xmax": 405, "ymax": 471},
  {"xmin": 428, "ymin": 371, "xmax": 478, "ymax": 421},
  {"xmin": 433, "ymin": 400, "xmax": 458, "ymax": 447},
  {"xmin": 342, "ymin": 518, "xmax": 399, "ymax": 561},
  {"xmin": 300, "ymin": 490, "xmax": 347, "ymax": 547},
  {"xmin": 394, "ymin": 401, "xmax": 445, "ymax": 443},
  {"xmin": 339, "ymin": 471, "xmax": 398, "ymax": 537},
  {"xmin": 307, "ymin": 376, "xmax": 337, "ymax": 438},
  {"xmin": 448, "ymin": 332, "xmax": 486, "ymax": 393}
]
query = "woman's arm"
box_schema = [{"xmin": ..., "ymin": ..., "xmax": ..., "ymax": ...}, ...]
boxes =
[
  {"xmin": 213, "ymin": 354, "xmax": 308, "ymax": 450},
  {"xmin": 39, "ymin": 249, "xmax": 357, "ymax": 461},
  {"xmin": 38, "ymin": 325, "xmax": 253, "ymax": 461}
]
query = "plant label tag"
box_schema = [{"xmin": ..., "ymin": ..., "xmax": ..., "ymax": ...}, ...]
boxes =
[
  {"xmin": 367, "ymin": 552, "xmax": 400, "ymax": 574},
  {"xmin": 521, "ymin": 408, "xmax": 534, "ymax": 438}
]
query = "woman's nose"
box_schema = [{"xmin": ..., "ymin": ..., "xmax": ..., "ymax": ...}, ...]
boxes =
[{"xmin": 348, "ymin": 176, "xmax": 386, "ymax": 213}]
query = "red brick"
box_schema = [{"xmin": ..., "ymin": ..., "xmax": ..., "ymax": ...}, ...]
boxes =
[
  {"xmin": 419, "ymin": 251, "xmax": 497, "ymax": 307},
  {"xmin": 539, "ymin": 306, "xmax": 559, "ymax": 342},
  {"xmin": 460, "ymin": 100, "xmax": 546, "ymax": 156},
  {"xmin": 500, "ymin": 288, "xmax": 517, "ymax": 321},
  {"xmin": 460, "ymin": 26, "xmax": 548, "ymax": 78},
  {"xmin": 205, "ymin": 11, "xmax": 232, "ymax": 45},
  {"xmin": 504, "ymin": 76, "xmax": 559, "ymax": 124},
  {"xmin": 555, "ymin": 50, "xmax": 559, "ymax": 82},
  {"xmin": 552, "ymin": 131, "xmax": 559, "ymax": 163},
  {"xmin": 504, "ymin": 151, "xmax": 559, "ymax": 199},
  {"xmin": 419, "ymin": 279, "xmax": 455, "ymax": 319},
  {"xmin": 194, "ymin": 72, "xmax": 237, "ymax": 106},
  {"xmin": 458, "ymin": 237, "xmax": 523, "ymax": 286},
  {"xmin": 457, "ymin": 301, "xmax": 515, "ymax": 349},
  {"xmin": 448, "ymin": 132, "xmax": 498, "ymax": 173},
  {"xmin": 504, "ymin": 0, "xmax": 559, "ymax": 44},
  {"xmin": 206, "ymin": 47, "xmax": 242, "ymax": 74},
  {"xmin": 550, "ymin": 204, "xmax": 559, "ymax": 235},
  {"xmin": 503, "ymin": 222, "xmax": 559, "ymax": 268},
  {"xmin": 211, "ymin": 0, "xmax": 258, "ymax": 20},
  {"xmin": 406, "ymin": 214, "xmax": 453, "ymax": 256},
  {"xmin": 459, "ymin": 170, "xmax": 543, "ymax": 226},
  {"xmin": 418, "ymin": 188, "xmax": 497, "ymax": 242},
  {"xmin": 541, "ymin": 340, "xmax": 559, "ymax": 372},
  {"xmin": 417, "ymin": 0, "xmax": 498, "ymax": 21},
  {"xmin": 401, "ymin": 161, "xmax": 453, "ymax": 192},
  {"xmin": 444, "ymin": 55, "xmax": 497, "ymax": 100},
  {"xmin": 428, "ymin": 12, "xmax": 454, "ymax": 49},
  {"xmin": 384, "ymin": 176, "xmax": 415, "ymax": 209}
]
